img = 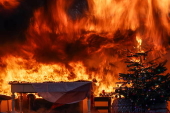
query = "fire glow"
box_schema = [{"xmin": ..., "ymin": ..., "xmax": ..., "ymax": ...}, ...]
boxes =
[
  {"xmin": 0, "ymin": 0, "xmax": 19, "ymax": 10},
  {"xmin": 0, "ymin": 0, "xmax": 170, "ymax": 96}
]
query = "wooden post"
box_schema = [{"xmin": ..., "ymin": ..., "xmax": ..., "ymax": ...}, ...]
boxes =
[
  {"xmin": 7, "ymin": 100, "xmax": 10, "ymax": 112},
  {"xmin": 19, "ymin": 93, "xmax": 23, "ymax": 113},
  {"xmin": 0, "ymin": 100, "xmax": 1, "ymax": 112},
  {"xmin": 87, "ymin": 97, "xmax": 91, "ymax": 113},
  {"xmin": 11, "ymin": 93, "xmax": 15, "ymax": 113}
]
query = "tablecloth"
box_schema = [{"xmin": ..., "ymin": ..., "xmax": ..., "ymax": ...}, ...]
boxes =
[{"xmin": 32, "ymin": 81, "xmax": 92, "ymax": 104}]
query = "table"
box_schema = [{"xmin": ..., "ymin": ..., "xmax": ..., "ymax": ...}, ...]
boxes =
[{"xmin": 9, "ymin": 81, "xmax": 92, "ymax": 113}]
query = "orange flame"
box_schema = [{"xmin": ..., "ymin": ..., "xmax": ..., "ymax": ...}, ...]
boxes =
[{"xmin": 136, "ymin": 35, "xmax": 143, "ymax": 52}]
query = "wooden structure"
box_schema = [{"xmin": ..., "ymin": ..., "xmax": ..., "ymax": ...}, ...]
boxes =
[{"xmin": 94, "ymin": 97, "xmax": 111, "ymax": 113}]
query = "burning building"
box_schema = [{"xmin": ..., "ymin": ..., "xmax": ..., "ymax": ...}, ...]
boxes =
[{"xmin": 0, "ymin": 0, "xmax": 170, "ymax": 112}]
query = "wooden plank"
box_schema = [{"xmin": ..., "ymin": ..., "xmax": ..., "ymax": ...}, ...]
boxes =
[
  {"xmin": 94, "ymin": 97, "xmax": 111, "ymax": 113},
  {"xmin": 11, "ymin": 84, "xmax": 35, "ymax": 93},
  {"xmin": 94, "ymin": 97, "xmax": 111, "ymax": 101}
]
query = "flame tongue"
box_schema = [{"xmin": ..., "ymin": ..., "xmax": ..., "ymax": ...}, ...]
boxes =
[{"xmin": 136, "ymin": 35, "xmax": 142, "ymax": 52}]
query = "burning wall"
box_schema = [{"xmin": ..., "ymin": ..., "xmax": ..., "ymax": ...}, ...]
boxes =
[{"xmin": 0, "ymin": 0, "xmax": 170, "ymax": 96}]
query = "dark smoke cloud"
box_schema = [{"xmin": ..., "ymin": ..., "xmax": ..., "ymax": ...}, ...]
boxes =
[
  {"xmin": 0, "ymin": 0, "xmax": 45, "ymax": 45},
  {"xmin": 0, "ymin": 0, "xmax": 90, "ymax": 57}
]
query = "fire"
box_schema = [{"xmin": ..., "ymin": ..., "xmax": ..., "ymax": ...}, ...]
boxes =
[
  {"xmin": 136, "ymin": 35, "xmax": 142, "ymax": 52},
  {"xmin": 0, "ymin": 0, "xmax": 170, "ymax": 97},
  {"xmin": 0, "ymin": 0, "xmax": 19, "ymax": 10},
  {"xmin": 135, "ymin": 34, "xmax": 146, "ymax": 54},
  {"xmin": 1, "ymin": 55, "xmax": 118, "ymax": 96}
]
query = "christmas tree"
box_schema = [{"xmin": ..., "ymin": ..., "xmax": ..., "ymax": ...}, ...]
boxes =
[{"xmin": 115, "ymin": 49, "xmax": 170, "ymax": 111}]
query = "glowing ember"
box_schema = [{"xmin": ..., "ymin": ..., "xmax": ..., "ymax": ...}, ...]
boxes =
[{"xmin": 0, "ymin": 0, "xmax": 170, "ymax": 96}]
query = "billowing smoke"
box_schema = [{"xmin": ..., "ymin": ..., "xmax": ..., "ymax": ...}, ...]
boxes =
[{"xmin": 0, "ymin": 0, "xmax": 45, "ymax": 55}]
